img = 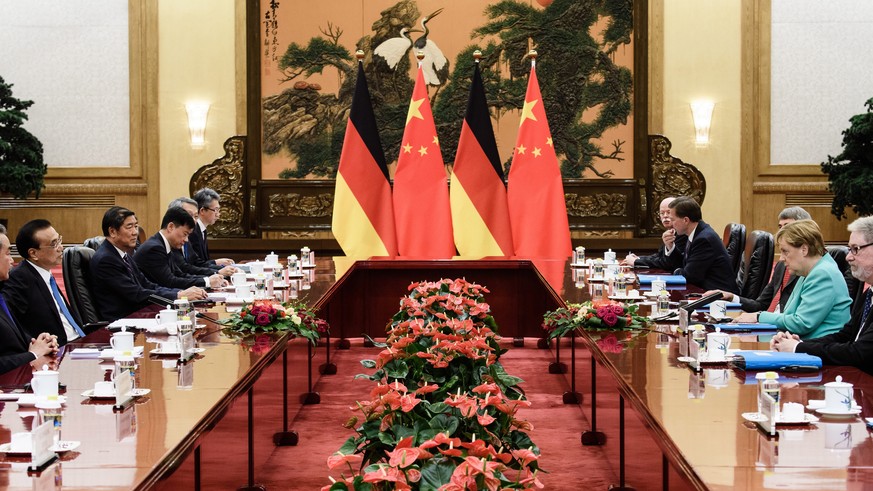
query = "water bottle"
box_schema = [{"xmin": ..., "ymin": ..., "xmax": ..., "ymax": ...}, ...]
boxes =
[
  {"xmin": 761, "ymin": 371, "xmax": 780, "ymax": 407},
  {"xmin": 657, "ymin": 291, "xmax": 670, "ymax": 314}
]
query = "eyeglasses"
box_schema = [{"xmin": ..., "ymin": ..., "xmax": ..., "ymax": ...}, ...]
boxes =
[
  {"xmin": 40, "ymin": 236, "xmax": 63, "ymax": 249},
  {"xmin": 205, "ymin": 207, "xmax": 220, "ymax": 213},
  {"xmin": 847, "ymin": 242, "xmax": 873, "ymax": 256}
]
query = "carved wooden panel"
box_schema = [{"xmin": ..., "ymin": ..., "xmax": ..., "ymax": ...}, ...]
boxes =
[
  {"xmin": 190, "ymin": 136, "xmax": 246, "ymax": 237},
  {"xmin": 648, "ymin": 134, "xmax": 707, "ymax": 231}
]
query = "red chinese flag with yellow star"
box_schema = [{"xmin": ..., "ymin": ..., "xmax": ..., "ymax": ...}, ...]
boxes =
[
  {"xmin": 332, "ymin": 60, "xmax": 398, "ymax": 257},
  {"xmin": 393, "ymin": 66, "xmax": 454, "ymax": 257},
  {"xmin": 450, "ymin": 63, "xmax": 514, "ymax": 257},
  {"xmin": 507, "ymin": 65, "xmax": 571, "ymax": 258}
]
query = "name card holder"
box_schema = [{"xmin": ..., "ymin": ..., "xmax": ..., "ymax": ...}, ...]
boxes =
[
  {"xmin": 113, "ymin": 370, "xmax": 135, "ymax": 411},
  {"xmin": 179, "ymin": 332, "xmax": 196, "ymax": 363},
  {"xmin": 27, "ymin": 421, "xmax": 58, "ymax": 473},
  {"xmin": 688, "ymin": 335, "xmax": 702, "ymax": 372},
  {"xmin": 757, "ymin": 391, "xmax": 778, "ymax": 437}
]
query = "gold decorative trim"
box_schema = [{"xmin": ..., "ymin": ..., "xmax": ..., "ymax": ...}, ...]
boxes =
[
  {"xmin": 752, "ymin": 182, "xmax": 830, "ymax": 193},
  {"xmin": 267, "ymin": 193, "xmax": 334, "ymax": 218},
  {"xmin": 576, "ymin": 231, "xmax": 621, "ymax": 238},
  {"xmin": 648, "ymin": 0, "xmax": 664, "ymax": 134},
  {"xmin": 565, "ymin": 193, "xmax": 628, "ymax": 217},
  {"xmin": 649, "ymin": 134, "xmax": 706, "ymax": 227},
  {"xmin": 0, "ymin": 196, "xmax": 116, "ymax": 209},
  {"xmin": 43, "ymin": 183, "xmax": 148, "ymax": 195},
  {"xmin": 190, "ymin": 136, "xmax": 246, "ymax": 236}
]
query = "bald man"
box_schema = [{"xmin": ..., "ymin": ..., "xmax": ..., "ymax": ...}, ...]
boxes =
[{"xmin": 622, "ymin": 197, "xmax": 687, "ymax": 270}]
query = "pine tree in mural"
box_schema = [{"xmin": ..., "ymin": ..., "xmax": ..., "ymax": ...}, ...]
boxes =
[
  {"xmin": 821, "ymin": 97, "xmax": 873, "ymax": 219},
  {"xmin": 0, "ymin": 76, "xmax": 46, "ymax": 198},
  {"xmin": 262, "ymin": 0, "xmax": 633, "ymax": 180}
]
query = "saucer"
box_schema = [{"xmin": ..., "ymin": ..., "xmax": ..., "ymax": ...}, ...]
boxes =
[
  {"xmin": 0, "ymin": 440, "xmax": 80, "ymax": 456},
  {"xmin": 608, "ymin": 295, "xmax": 644, "ymax": 301},
  {"xmin": 98, "ymin": 346, "xmax": 145, "ymax": 360},
  {"xmin": 644, "ymin": 291, "xmax": 662, "ymax": 298},
  {"xmin": 815, "ymin": 407, "xmax": 862, "ymax": 417},
  {"xmin": 81, "ymin": 388, "xmax": 150, "ymax": 400},
  {"xmin": 150, "ymin": 347, "xmax": 181, "ymax": 356},
  {"xmin": 15, "ymin": 394, "xmax": 67, "ymax": 407},
  {"xmin": 806, "ymin": 399, "xmax": 860, "ymax": 411},
  {"xmin": 741, "ymin": 412, "xmax": 818, "ymax": 424}
]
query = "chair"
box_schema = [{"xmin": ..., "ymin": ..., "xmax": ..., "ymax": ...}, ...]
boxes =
[
  {"xmin": 62, "ymin": 246, "xmax": 102, "ymax": 325},
  {"xmin": 827, "ymin": 245, "xmax": 860, "ymax": 300},
  {"xmin": 83, "ymin": 236, "xmax": 105, "ymax": 250},
  {"xmin": 739, "ymin": 230, "xmax": 774, "ymax": 300},
  {"xmin": 722, "ymin": 223, "xmax": 746, "ymax": 281}
]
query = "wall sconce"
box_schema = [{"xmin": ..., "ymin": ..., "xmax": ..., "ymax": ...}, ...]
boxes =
[
  {"xmin": 690, "ymin": 100, "xmax": 715, "ymax": 146},
  {"xmin": 185, "ymin": 102, "xmax": 210, "ymax": 148}
]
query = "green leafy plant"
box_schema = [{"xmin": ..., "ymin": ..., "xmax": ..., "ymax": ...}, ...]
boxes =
[
  {"xmin": 220, "ymin": 298, "xmax": 328, "ymax": 345},
  {"xmin": 326, "ymin": 278, "xmax": 543, "ymax": 490},
  {"xmin": 542, "ymin": 300, "xmax": 649, "ymax": 340},
  {"xmin": 0, "ymin": 75, "xmax": 46, "ymax": 198},
  {"xmin": 821, "ymin": 97, "xmax": 873, "ymax": 219}
]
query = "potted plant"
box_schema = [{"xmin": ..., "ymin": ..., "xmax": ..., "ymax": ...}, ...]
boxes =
[
  {"xmin": 821, "ymin": 97, "xmax": 873, "ymax": 219},
  {"xmin": 0, "ymin": 75, "xmax": 46, "ymax": 199}
]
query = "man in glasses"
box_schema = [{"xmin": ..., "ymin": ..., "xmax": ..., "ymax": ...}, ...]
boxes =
[
  {"xmin": 773, "ymin": 216, "xmax": 873, "ymax": 373},
  {"xmin": 2, "ymin": 219, "xmax": 85, "ymax": 345},
  {"xmin": 622, "ymin": 197, "xmax": 686, "ymax": 270},
  {"xmin": 190, "ymin": 187, "xmax": 234, "ymax": 268}
]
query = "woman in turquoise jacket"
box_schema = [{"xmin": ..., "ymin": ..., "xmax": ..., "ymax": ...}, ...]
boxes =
[{"xmin": 735, "ymin": 220, "xmax": 851, "ymax": 339}]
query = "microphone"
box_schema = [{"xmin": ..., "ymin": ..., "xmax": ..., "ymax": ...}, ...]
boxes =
[
  {"xmin": 195, "ymin": 311, "xmax": 222, "ymax": 324},
  {"xmin": 148, "ymin": 294, "xmax": 174, "ymax": 307}
]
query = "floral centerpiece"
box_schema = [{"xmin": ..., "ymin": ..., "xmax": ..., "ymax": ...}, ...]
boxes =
[
  {"xmin": 221, "ymin": 298, "xmax": 328, "ymax": 345},
  {"xmin": 542, "ymin": 300, "xmax": 649, "ymax": 340},
  {"xmin": 325, "ymin": 278, "xmax": 543, "ymax": 490}
]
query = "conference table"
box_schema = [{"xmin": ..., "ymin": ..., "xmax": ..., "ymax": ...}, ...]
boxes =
[{"xmin": 2, "ymin": 257, "xmax": 873, "ymax": 490}]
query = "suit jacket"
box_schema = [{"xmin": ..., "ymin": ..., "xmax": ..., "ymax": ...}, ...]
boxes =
[
  {"xmin": 738, "ymin": 260, "xmax": 797, "ymax": 313},
  {"xmin": 796, "ymin": 285, "xmax": 873, "ymax": 374},
  {"xmin": 187, "ymin": 226, "xmax": 217, "ymax": 268},
  {"xmin": 90, "ymin": 239, "xmax": 179, "ymax": 321},
  {"xmin": 0, "ymin": 297, "xmax": 36, "ymax": 375},
  {"xmin": 759, "ymin": 253, "xmax": 851, "ymax": 340},
  {"xmin": 635, "ymin": 234, "xmax": 687, "ymax": 271},
  {"xmin": 134, "ymin": 233, "xmax": 206, "ymax": 289},
  {"xmin": 673, "ymin": 221, "xmax": 739, "ymax": 293},
  {"xmin": 2, "ymin": 261, "xmax": 78, "ymax": 345},
  {"xmin": 172, "ymin": 247, "xmax": 218, "ymax": 276}
]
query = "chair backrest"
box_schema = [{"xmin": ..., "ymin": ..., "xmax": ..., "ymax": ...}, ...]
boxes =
[
  {"xmin": 827, "ymin": 245, "xmax": 860, "ymax": 300},
  {"xmin": 739, "ymin": 230, "xmax": 774, "ymax": 299},
  {"xmin": 62, "ymin": 246, "xmax": 101, "ymax": 325},
  {"xmin": 83, "ymin": 236, "xmax": 105, "ymax": 250},
  {"xmin": 722, "ymin": 223, "xmax": 747, "ymax": 279}
]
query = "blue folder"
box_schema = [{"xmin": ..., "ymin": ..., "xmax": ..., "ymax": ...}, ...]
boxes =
[
  {"xmin": 712, "ymin": 322, "xmax": 777, "ymax": 332},
  {"xmin": 637, "ymin": 274, "xmax": 687, "ymax": 285},
  {"xmin": 732, "ymin": 350, "xmax": 822, "ymax": 371},
  {"xmin": 742, "ymin": 370, "xmax": 822, "ymax": 385}
]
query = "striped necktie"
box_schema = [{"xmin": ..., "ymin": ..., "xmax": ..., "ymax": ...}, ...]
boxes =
[
  {"xmin": 767, "ymin": 267, "xmax": 791, "ymax": 312},
  {"xmin": 50, "ymin": 276, "xmax": 85, "ymax": 337},
  {"xmin": 856, "ymin": 288, "xmax": 873, "ymax": 341}
]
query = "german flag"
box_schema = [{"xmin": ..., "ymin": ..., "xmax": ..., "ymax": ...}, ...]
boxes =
[
  {"xmin": 450, "ymin": 62, "xmax": 514, "ymax": 257},
  {"xmin": 332, "ymin": 60, "xmax": 398, "ymax": 257}
]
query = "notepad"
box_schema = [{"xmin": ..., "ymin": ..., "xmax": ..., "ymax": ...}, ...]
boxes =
[
  {"xmin": 637, "ymin": 274, "xmax": 687, "ymax": 285},
  {"xmin": 732, "ymin": 350, "xmax": 822, "ymax": 371}
]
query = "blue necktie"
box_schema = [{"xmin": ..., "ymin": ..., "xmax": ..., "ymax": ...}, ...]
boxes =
[
  {"xmin": 0, "ymin": 294, "xmax": 13, "ymax": 324},
  {"xmin": 49, "ymin": 276, "xmax": 85, "ymax": 337},
  {"xmin": 183, "ymin": 242, "xmax": 189, "ymax": 260}
]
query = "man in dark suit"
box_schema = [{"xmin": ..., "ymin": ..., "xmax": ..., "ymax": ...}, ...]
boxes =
[
  {"xmin": 3, "ymin": 219, "xmax": 87, "ymax": 345},
  {"xmin": 773, "ymin": 216, "xmax": 873, "ymax": 373},
  {"xmin": 668, "ymin": 196, "xmax": 738, "ymax": 293},
  {"xmin": 0, "ymin": 225, "xmax": 58, "ymax": 374},
  {"xmin": 90, "ymin": 206, "xmax": 207, "ymax": 321},
  {"xmin": 168, "ymin": 197, "xmax": 237, "ymax": 277},
  {"xmin": 134, "ymin": 206, "xmax": 227, "ymax": 290},
  {"xmin": 707, "ymin": 206, "xmax": 812, "ymax": 312},
  {"xmin": 190, "ymin": 188, "xmax": 234, "ymax": 268},
  {"xmin": 622, "ymin": 197, "xmax": 687, "ymax": 270}
]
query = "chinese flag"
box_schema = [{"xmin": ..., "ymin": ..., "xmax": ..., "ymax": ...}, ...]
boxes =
[
  {"xmin": 507, "ymin": 65, "xmax": 571, "ymax": 258},
  {"xmin": 332, "ymin": 60, "xmax": 398, "ymax": 257},
  {"xmin": 450, "ymin": 63, "xmax": 514, "ymax": 257},
  {"xmin": 393, "ymin": 66, "xmax": 454, "ymax": 257}
]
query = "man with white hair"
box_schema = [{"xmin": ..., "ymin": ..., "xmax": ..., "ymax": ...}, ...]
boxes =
[
  {"xmin": 772, "ymin": 215, "xmax": 873, "ymax": 373},
  {"xmin": 621, "ymin": 197, "xmax": 686, "ymax": 270}
]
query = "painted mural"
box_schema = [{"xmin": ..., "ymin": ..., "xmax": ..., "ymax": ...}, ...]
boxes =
[{"xmin": 260, "ymin": 0, "xmax": 634, "ymax": 180}]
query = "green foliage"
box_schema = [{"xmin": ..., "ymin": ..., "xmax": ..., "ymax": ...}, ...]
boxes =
[
  {"xmin": 0, "ymin": 75, "xmax": 46, "ymax": 198},
  {"xmin": 821, "ymin": 97, "xmax": 873, "ymax": 219}
]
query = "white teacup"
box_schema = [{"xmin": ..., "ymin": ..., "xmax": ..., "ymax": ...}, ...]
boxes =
[
  {"xmin": 265, "ymin": 252, "xmax": 279, "ymax": 265},
  {"xmin": 249, "ymin": 262, "xmax": 265, "ymax": 275},
  {"xmin": 110, "ymin": 330, "xmax": 135, "ymax": 354},
  {"xmin": 10, "ymin": 432, "xmax": 32, "ymax": 453},
  {"xmin": 160, "ymin": 340, "xmax": 181, "ymax": 353},
  {"xmin": 30, "ymin": 367, "xmax": 59, "ymax": 398},
  {"xmin": 781, "ymin": 402, "xmax": 805, "ymax": 422},
  {"xmin": 155, "ymin": 308, "xmax": 177, "ymax": 325},
  {"xmin": 93, "ymin": 381, "xmax": 115, "ymax": 397},
  {"xmin": 704, "ymin": 368, "xmax": 729, "ymax": 388},
  {"xmin": 604, "ymin": 249, "xmax": 617, "ymax": 263},
  {"xmin": 706, "ymin": 331, "xmax": 731, "ymax": 361},
  {"xmin": 824, "ymin": 376, "xmax": 854, "ymax": 412},
  {"xmin": 231, "ymin": 272, "xmax": 247, "ymax": 286},
  {"xmin": 709, "ymin": 300, "xmax": 728, "ymax": 319},
  {"xmin": 235, "ymin": 284, "xmax": 251, "ymax": 297}
]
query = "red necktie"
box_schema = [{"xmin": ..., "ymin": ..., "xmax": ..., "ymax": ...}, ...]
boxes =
[{"xmin": 767, "ymin": 267, "xmax": 791, "ymax": 312}]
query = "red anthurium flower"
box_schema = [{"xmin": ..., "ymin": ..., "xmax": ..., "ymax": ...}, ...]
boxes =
[
  {"xmin": 415, "ymin": 383, "xmax": 439, "ymax": 395},
  {"xmin": 472, "ymin": 382, "xmax": 499, "ymax": 394},
  {"xmin": 386, "ymin": 444, "xmax": 422, "ymax": 468},
  {"xmin": 510, "ymin": 448, "xmax": 539, "ymax": 468},
  {"xmin": 399, "ymin": 393, "xmax": 421, "ymax": 412},
  {"xmin": 476, "ymin": 412, "xmax": 496, "ymax": 426},
  {"xmin": 362, "ymin": 466, "xmax": 411, "ymax": 489},
  {"xmin": 327, "ymin": 452, "xmax": 363, "ymax": 470}
]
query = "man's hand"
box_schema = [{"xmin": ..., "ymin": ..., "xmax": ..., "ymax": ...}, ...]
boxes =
[
  {"xmin": 218, "ymin": 265, "xmax": 238, "ymax": 277},
  {"xmin": 662, "ymin": 229, "xmax": 676, "ymax": 247},
  {"xmin": 215, "ymin": 258, "xmax": 234, "ymax": 266},
  {"xmin": 179, "ymin": 286, "xmax": 208, "ymax": 300},
  {"xmin": 208, "ymin": 274, "xmax": 228, "ymax": 288},
  {"xmin": 734, "ymin": 312, "xmax": 758, "ymax": 323},
  {"xmin": 772, "ymin": 332, "xmax": 801, "ymax": 352},
  {"xmin": 620, "ymin": 254, "xmax": 638, "ymax": 267},
  {"xmin": 29, "ymin": 333, "xmax": 56, "ymax": 358},
  {"xmin": 704, "ymin": 289, "xmax": 731, "ymax": 301}
]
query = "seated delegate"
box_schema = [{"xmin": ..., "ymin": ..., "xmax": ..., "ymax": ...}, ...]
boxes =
[{"xmin": 735, "ymin": 219, "xmax": 850, "ymax": 340}]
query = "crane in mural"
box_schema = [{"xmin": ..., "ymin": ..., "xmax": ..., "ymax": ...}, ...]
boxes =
[{"xmin": 373, "ymin": 8, "xmax": 448, "ymax": 85}]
